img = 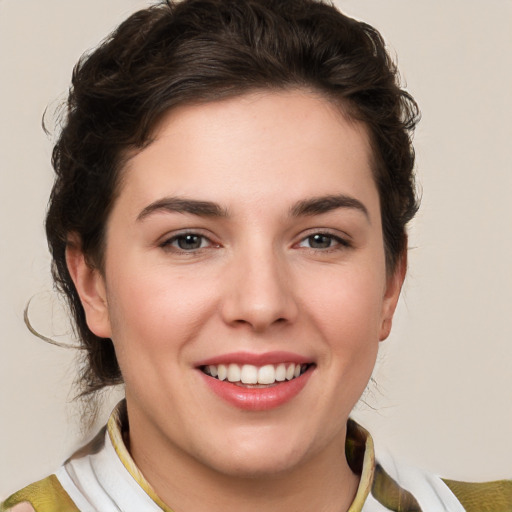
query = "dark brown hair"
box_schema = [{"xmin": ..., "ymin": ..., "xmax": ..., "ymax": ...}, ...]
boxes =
[{"xmin": 45, "ymin": 0, "xmax": 420, "ymax": 399}]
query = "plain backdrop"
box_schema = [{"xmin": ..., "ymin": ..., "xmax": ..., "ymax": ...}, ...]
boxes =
[{"xmin": 1, "ymin": 0, "xmax": 511, "ymax": 498}]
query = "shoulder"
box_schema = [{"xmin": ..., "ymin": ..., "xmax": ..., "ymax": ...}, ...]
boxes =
[
  {"xmin": 0, "ymin": 475, "xmax": 79, "ymax": 512},
  {"xmin": 442, "ymin": 478, "xmax": 512, "ymax": 512},
  {"xmin": 372, "ymin": 450, "xmax": 512, "ymax": 511},
  {"xmin": 1, "ymin": 427, "xmax": 108, "ymax": 512}
]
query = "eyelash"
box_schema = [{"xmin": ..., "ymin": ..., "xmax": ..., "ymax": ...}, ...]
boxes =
[
  {"xmin": 160, "ymin": 230, "xmax": 351, "ymax": 254},
  {"xmin": 296, "ymin": 232, "xmax": 351, "ymax": 252},
  {"xmin": 160, "ymin": 232, "xmax": 218, "ymax": 253}
]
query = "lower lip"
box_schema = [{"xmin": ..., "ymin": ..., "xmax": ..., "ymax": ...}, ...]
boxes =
[{"xmin": 199, "ymin": 367, "xmax": 313, "ymax": 411}]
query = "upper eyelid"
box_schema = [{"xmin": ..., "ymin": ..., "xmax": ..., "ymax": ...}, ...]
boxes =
[
  {"xmin": 296, "ymin": 227, "xmax": 352, "ymax": 241},
  {"xmin": 160, "ymin": 228, "xmax": 214, "ymax": 240},
  {"xmin": 159, "ymin": 230, "xmax": 218, "ymax": 248},
  {"xmin": 297, "ymin": 234, "xmax": 348, "ymax": 246}
]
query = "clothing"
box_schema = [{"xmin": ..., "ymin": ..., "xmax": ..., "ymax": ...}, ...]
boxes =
[{"xmin": 2, "ymin": 401, "xmax": 511, "ymax": 512}]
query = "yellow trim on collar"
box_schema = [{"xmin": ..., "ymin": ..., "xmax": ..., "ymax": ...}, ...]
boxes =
[
  {"xmin": 347, "ymin": 420, "xmax": 376, "ymax": 512},
  {"xmin": 107, "ymin": 401, "xmax": 175, "ymax": 512}
]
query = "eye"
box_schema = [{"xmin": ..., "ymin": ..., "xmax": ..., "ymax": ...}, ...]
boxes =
[
  {"xmin": 161, "ymin": 233, "xmax": 214, "ymax": 252},
  {"xmin": 297, "ymin": 233, "xmax": 349, "ymax": 250}
]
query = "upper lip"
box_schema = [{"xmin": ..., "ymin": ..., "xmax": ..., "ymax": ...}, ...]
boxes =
[{"xmin": 195, "ymin": 351, "xmax": 313, "ymax": 367}]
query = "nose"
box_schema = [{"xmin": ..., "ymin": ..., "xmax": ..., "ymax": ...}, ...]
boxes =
[{"xmin": 220, "ymin": 247, "xmax": 299, "ymax": 332}]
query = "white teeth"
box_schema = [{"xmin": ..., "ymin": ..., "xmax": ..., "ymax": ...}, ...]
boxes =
[
  {"xmin": 227, "ymin": 364, "xmax": 241, "ymax": 382},
  {"xmin": 275, "ymin": 363, "xmax": 286, "ymax": 382},
  {"xmin": 258, "ymin": 365, "xmax": 276, "ymax": 385},
  {"xmin": 204, "ymin": 362, "xmax": 308, "ymax": 385},
  {"xmin": 217, "ymin": 364, "xmax": 227, "ymax": 381},
  {"xmin": 240, "ymin": 364, "xmax": 258, "ymax": 384}
]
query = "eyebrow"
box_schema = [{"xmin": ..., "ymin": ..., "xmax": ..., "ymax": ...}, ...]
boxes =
[
  {"xmin": 290, "ymin": 194, "xmax": 370, "ymax": 221},
  {"xmin": 137, "ymin": 197, "xmax": 229, "ymax": 221},
  {"xmin": 137, "ymin": 193, "xmax": 369, "ymax": 222}
]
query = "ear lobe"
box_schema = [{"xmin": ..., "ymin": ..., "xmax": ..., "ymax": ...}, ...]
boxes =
[
  {"xmin": 379, "ymin": 249, "xmax": 407, "ymax": 342},
  {"xmin": 65, "ymin": 237, "xmax": 112, "ymax": 339}
]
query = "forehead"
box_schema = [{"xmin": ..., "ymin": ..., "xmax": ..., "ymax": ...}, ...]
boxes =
[{"xmin": 117, "ymin": 90, "xmax": 377, "ymax": 217}]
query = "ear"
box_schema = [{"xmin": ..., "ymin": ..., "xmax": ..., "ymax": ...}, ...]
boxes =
[
  {"xmin": 65, "ymin": 236, "xmax": 112, "ymax": 339},
  {"xmin": 379, "ymin": 248, "xmax": 407, "ymax": 341}
]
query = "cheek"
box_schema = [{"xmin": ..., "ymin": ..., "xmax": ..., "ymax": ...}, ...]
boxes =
[
  {"xmin": 104, "ymin": 263, "xmax": 219, "ymax": 365},
  {"xmin": 305, "ymin": 267, "xmax": 386, "ymax": 342},
  {"xmin": 301, "ymin": 262, "xmax": 386, "ymax": 396},
  {"xmin": 296, "ymin": 267, "xmax": 384, "ymax": 423}
]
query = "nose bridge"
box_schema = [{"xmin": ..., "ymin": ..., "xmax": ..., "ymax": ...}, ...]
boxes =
[{"xmin": 221, "ymin": 236, "xmax": 297, "ymax": 331}]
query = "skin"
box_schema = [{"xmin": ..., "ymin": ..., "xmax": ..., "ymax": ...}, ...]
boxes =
[{"xmin": 67, "ymin": 90, "xmax": 405, "ymax": 512}]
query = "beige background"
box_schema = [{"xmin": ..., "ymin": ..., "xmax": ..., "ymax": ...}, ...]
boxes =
[{"xmin": 1, "ymin": 0, "xmax": 511, "ymax": 498}]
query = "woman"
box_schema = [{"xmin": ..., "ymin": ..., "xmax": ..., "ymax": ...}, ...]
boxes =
[{"xmin": 2, "ymin": 0, "xmax": 510, "ymax": 511}]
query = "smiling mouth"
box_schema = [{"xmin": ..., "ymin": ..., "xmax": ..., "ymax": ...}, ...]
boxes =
[{"xmin": 200, "ymin": 363, "xmax": 312, "ymax": 387}]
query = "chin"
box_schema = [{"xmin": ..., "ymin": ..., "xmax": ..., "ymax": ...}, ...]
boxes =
[
  {"xmin": 209, "ymin": 448, "xmax": 307, "ymax": 479},
  {"xmin": 194, "ymin": 425, "xmax": 327, "ymax": 479}
]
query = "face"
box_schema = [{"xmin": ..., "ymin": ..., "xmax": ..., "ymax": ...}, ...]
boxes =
[{"xmin": 70, "ymin": 90, "xmax": 404, "ymax": 479}]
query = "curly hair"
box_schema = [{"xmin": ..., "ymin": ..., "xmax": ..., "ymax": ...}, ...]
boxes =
[{"xmin": 45, "ymin": 0, "xmax": 420, "ymax": 399}]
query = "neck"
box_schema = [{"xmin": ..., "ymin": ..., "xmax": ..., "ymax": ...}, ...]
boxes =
[{"xmin": 127, "ymin": 417, "xmax": 360, "ymax": 512}]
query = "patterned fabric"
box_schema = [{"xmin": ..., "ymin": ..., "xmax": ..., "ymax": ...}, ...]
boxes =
[
  {"xmin": 0, "ymin": 475, "xmax": 78, "ymax": 512},
  {"xmin": 443, "ymin": 479, "xmax": 512, "ymax": 512},
  {"xmin": 2, "ymin": 401, "xmax": 511, "ymax": 511}
]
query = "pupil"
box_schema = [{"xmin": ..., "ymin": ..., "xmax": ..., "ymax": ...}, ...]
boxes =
[
  {"xmin": 178, "ymin": 235, "xmax": 201, "ymax": 250},
  {"xmin": 310, "ymin": 234, "xmax": 331, "ymax": 248}
]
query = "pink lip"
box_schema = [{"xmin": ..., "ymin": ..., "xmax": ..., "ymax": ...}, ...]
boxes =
[
  {"xmin": 195, "ymin": 351, "xmax": 312, "ymax": 367},
  {"xmin": 198, "ymin": 365, "xmax": 314, "ymax": 411}
]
